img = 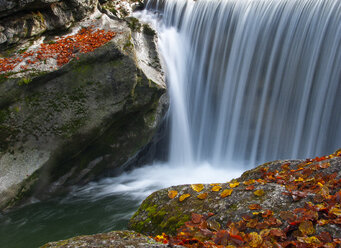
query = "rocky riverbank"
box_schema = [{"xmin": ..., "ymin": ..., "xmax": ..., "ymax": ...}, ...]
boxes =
[{"xmin": 39, "ymin": 149, "xmax": 341, "ymax": 247}]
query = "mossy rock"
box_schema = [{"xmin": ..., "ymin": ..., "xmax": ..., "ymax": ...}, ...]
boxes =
[{"xmin": 129, "ymin": 155, "xmax": 341, "ymax": 236}]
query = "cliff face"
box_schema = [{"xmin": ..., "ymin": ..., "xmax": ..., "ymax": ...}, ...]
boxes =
[{"xmin": 0, "ymin": 2, "xmax": 167, "ymax": 210}]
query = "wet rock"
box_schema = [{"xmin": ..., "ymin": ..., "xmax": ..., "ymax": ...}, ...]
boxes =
[
  {"xmin": 40, "ymin": 230, "xmax": 184, "ymax": 248},
  {"xmin": 129, "ymin": 152, "xmax": 341, "ymax": 239},
  {"xmin": 0, "ymin": 16, "xmax": 167, "ymax": 210}
]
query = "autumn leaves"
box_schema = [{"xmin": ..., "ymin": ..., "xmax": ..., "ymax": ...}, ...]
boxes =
[
  {"xmin": 156, "ymin": 150, "xmax": 341, "ymax": 247},
  {"xmin": 0, "ymin": 27, "xmax": 116, "ymax": 73}
]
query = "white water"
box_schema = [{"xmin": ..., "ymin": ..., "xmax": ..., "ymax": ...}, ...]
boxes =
[
  {"xmin": 146, "ymin": 0, "xmax": 341, "ymax": 166},
  {"xmin": 91, "ymin": 0, "xmax": 341, "ymax": 198},
  {"xmin": 74, "ymin": 0, "xmax": 341, "ymax": 202}
]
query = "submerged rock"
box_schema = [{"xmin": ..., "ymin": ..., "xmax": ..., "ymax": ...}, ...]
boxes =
[
  {"xmin": 0, "ymin": 10, "xmax": 166, "ymax": 209},
  {"xmin": 40, "ymin": 230, "xmax": 183, "ymax": 248},
  {"xmin": 129, "ymin": 150, "xmax": 341, "ymax": 246}
]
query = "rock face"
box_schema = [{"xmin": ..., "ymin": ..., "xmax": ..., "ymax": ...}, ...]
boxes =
[
  {"xmin": 0, "ymin": 12, "xmax": 167, "ymax": 209},
  {"xmin": 129, "ymin": 150, "xmax": 341, "ymax": 245},
  {"xmin": 0, "ymin": 0, "xmax": 97, "ymax": 49},
  {"xmin": 40, "ymin": 230, "xmax": 182, "ymax": 248}
]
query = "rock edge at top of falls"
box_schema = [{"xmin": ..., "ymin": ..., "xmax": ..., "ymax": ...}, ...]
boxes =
[{"xmin": 0, "ymin": 1, "xmax": 167, "ymax": 210}]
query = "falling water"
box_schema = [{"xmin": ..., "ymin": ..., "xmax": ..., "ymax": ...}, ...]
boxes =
[
  {"xmin": 1, "ymin": 1, "xmax": 341, "ymax": 247},
  {"xmin": 146, "ymin": 0, "xmax": 341, "ymax": 166}
]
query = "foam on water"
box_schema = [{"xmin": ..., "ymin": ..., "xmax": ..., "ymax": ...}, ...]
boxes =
[{"xmin": 70, "ymin": 162, "xmax": 243, "ymax": 202}]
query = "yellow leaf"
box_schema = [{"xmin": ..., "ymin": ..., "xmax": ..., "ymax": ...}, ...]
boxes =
[
  {"xmin": 191, "ymin": 184, "xmax": 204, "ymax": 192},
  {"xmin": 197, "ymin": 192, "xmax": 208, "ymax": 200},
  {"xmin": 253, "ymin": 189, "xmax": 265, "ymax": 197},
  {"xmin": 212, "ymin": 186, "xmax": 222, "ymax": 192},
  {"xmin": 210, "ymin": 183, "xmax": 220, "ymax": 186},
  {"xmin": 248, "ymin": 232, "xmax": 263, "ymax": 247},
  {"xmin": 243, "ymin": 179, "xmax": 255, "ymax": 185},
  {"xmin": 317, "ymin": 182, "xmax": 324, "ymax": 187},
  {"xmin": 299, "ymin": 221, "xmax": 315, "ymax": 235},
  {"xmin": 179, "ymin": 193, "xmax": 190, "ymax": 202},
  {"xmin": 229, "ymin": 182, "xmax": 240, "ymax": 188},
  {"xmin": 168, "ymin": 190, "xmax": 178, "ymax": 199},
  {"xmin": 317, "ymin": 219, "xmax": 329, "ymax": 226},
  {"xmin": 329, "ymin": 207, "xmax": 341, "ymax": 216},
  {"xmin": 297, "ymin": 236, "xmax": 321, "ymax": 244},
  {"xmin": 221, "ymin": 189, "xmax": 233, "ymax": 198},
  {"xmin": 295, "ymin": 177, "xmax": 304, "ymax": 182}
]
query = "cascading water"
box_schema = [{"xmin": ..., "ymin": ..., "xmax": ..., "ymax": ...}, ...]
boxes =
[
  {"xmin": 147, "ymin": 0, "xmax": 341, "ymax": 166},
  {"xmin": 1, "ymin": 1, "xmax": 341, "ymax": 247}
]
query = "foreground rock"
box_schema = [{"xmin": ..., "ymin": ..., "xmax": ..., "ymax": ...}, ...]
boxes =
[
  {"xmin": 40, "ymin": 230, "xmax": 183, "ymax": 248},
  {"xmin": 0, "ymin": 11, "xmax": 166, "ymax": 209},
  {"xmin": 129, "ymin": 150, "xmax": 341, "ymax": 247}
]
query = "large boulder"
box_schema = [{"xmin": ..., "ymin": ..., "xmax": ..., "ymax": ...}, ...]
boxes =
[
  {"xmin": 0, "ymin": 14, "xmax": 167, "ymax": 209},
  {"xmin": 129, "ymin": 150, "xmax": 341, "ymax": 246}
]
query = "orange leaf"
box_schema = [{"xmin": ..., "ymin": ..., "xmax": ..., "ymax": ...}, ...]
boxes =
[
  {"xmin": 212, "ymin": 186, "xmax": 222, "ymax": 192},
  {"xmin": 168, "ymin": 190, "xmax": 178, "ymax": 199},
  {"xmin": 191, "ymin": 184, "xmax": 204, "ymax": 192},
  {"xmin": 197, "ymin": 193, "xmax": 208, "ymax": 200},
  {"xmin": 179, "ymin": 194, "xmax": 191, "ymax": 202},
  {"xmin": 221, "ymin": 189, "xmax": 233, "ymax": 198},
  {"xmin": 249, "ymin": 204, "xmax": 262, "ymax": 210}
]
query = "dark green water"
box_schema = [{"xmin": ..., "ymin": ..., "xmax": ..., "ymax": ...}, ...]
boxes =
[
  {"xmin": 0, "ymin": 193, "xmax": 139, "ymax": 248},
  {"xmin": 0, "ymin": 163, "xmax": 240, "ymax": 248}
]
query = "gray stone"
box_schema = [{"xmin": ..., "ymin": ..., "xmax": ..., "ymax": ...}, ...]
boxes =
[
  {"xmin": 0, "ymin": 32, "xmax": 6, "ymax": 43},
  {"xmin": 40, "ymin": 230, "xmax": 184, "ymax": 248},
  {"xmin": 0, "ymin": 20, "xmax": 167, "ymax": 210}
]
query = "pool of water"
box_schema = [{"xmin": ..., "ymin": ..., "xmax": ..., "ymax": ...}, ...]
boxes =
[{"xmin": 0, "ymin": 163, "xmax": 242, "ymax": 248}]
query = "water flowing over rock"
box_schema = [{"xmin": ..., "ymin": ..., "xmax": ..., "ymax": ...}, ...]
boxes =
[{"xmin": 146, "ymin": 0, "xmax": 341, "ymax": 166}]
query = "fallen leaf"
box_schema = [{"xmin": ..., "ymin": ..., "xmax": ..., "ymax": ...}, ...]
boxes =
[
  {"xmin": 230, "ymin": 182, "xmax": 240, "ymax": 188},
  {"xmin": 221, "ymin": 189, "xmax": 233, "ymax": 198},
  {"xmin": 299, "ymin": 220, "xmax": 315, "ymax": 235},
  {"xmin": 212, "ymin": 186, "xmax": 222, "ymax": 192},
  {"xmin": 253, "ymin": 189, "xmax": 265, "ymax": 197},
  {"xmin": 168, "ymin": 190, "xmax": 178, "ymax": 199},
  {"xmin": 248, "ymin": 232, "xmax": 263, "ymax": 247},
  {"xmin": 191, "ymin": 184, "xmax": 204, "ymax": 192},
  {"xmin": 191, "ymin": 213, "xmax": 202, "ymax": 224},
  {"xmin": 249, "ymin": 204, "xmax": 262, "ymax": 210},
  {"xmin": 197, "ymin": 192, "xmax": 208, "ymax": 200},
  {"xmin": 179, "ymin": 194, "xmax": 190, "ymax": 202}
]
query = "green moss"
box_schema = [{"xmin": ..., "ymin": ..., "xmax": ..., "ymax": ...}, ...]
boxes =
[
  {"xmin": 58, "ymin": 117, "xmax": 86, "ymax": 138},
  {"xmin": 127, "ymin": 17, "xmax": 141, "ymax": 32},
  {"xmin": 143, "ymin": 24, "xmax": 156, "ymax": 36},
  {"xmin": 123, "ymin": 39, "xmax": 134, "ymax": 51},
  {"xmin": 160, "ymin": 214, "xmax": 190, "ymax": 234},
  {"xmin": 18, "ymin": 77, "xmax": 32, "ymax": 86},
  {"xmin": 146, "ymin": 205, "xmax": 158, "ymax": 215}
]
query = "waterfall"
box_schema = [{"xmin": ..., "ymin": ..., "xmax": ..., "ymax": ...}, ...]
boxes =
[{"xmin": 146, "ymin": 0, "xmax": 341, "ymax": 166}]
